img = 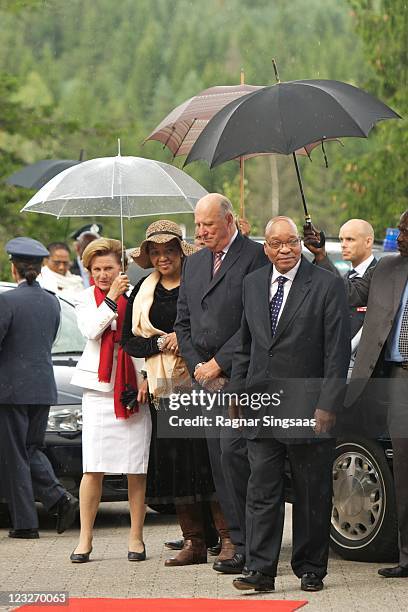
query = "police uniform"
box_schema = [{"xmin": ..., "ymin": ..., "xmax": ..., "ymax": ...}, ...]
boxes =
[{"xmin": 0, "ymin": 238, "xmax": 78, "ymax": 538}]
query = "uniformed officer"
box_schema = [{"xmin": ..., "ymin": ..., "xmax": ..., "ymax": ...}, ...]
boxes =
[{"xmin": 0, "ymin": 237, "xmax": 79, "ymax": 538}]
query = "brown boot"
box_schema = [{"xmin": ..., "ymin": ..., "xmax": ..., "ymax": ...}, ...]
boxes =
[
  {"xmin": 164, "ymin": 503, "xmax": 207, "ymax": 567},
  {"xmin": 164, "ymin": 539, "xmax": 207, "ymax": 566},
  {"xmin": 210, "ymin": 501, "xmax": 235, "ymax": 561}
]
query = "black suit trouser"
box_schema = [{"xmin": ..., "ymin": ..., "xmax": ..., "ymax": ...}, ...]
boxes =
[
  {"xmin": 246, "ymin": 436, "xmax": 335, "ymax": 578},
  {"xmin": 0, "ymin": 404, "xmax": 65, "ymax": 529},
  {"xmin": 387, "ymin": 366, "xmax": 408, "ymax": 567},
  {"xmin": 206, "ymin": 429, "xmax": 249, "ymax": 555}
]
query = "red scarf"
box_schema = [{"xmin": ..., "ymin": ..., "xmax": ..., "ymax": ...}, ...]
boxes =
[{"xmin": 94, "ymin": 286, "xmax": 138, "ymax": 419}]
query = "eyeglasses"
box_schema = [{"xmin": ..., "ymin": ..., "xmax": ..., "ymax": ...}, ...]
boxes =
[
  {"xmin": 265, "ymin": 238, "xmax": 301, "ymax": 250},
  {"xmin": 49, "ymin": 259, "xmax": 71, "ymax": 267}
]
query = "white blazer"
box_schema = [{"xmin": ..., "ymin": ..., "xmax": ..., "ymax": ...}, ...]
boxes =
[{"xmin": 71, "ymin": 286, "xmax": 120, "ymax": 392}]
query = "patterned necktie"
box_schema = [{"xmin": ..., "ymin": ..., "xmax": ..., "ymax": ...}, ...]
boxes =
[
  {"xmin": 398, "ymin": 297, "xmax": 408, "ymax": 360},
  {"xmin": 270, "ymin": 276, "xmax": 288, "ymax": 336},
  {"xmin": 347, "ymin": 269, "xmax": 358, "ymax": 279},
  {"xmin": 212, "ymin": 251, "xmax": 224, "ymax": 277}
]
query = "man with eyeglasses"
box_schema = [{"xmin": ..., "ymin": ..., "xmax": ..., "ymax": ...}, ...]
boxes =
[
  {"xmin": 230, "ymin": 216, "xmax": 350, "ymax": 593},
  {"xmin": 38, "ymin": 242, "xmax": 84, "ymax": 296}
]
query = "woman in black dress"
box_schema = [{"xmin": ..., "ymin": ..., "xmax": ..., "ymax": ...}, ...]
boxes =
[{"xmin": 121, "ymin": 220, "xmax": 231, "ymax": 566}]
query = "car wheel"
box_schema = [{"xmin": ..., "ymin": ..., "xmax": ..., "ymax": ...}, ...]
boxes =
[{"xmin": 330, "ymin": 437, "xmax": 398, "ymax": 562}]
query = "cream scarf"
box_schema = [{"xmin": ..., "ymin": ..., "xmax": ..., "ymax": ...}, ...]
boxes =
[{"xmin": 132, "ymin": 271, "xmax": 189, "ymax": 400}]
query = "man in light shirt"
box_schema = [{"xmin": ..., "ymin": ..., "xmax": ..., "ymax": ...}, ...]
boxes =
[
  {"xmin": 230, "ymin": 216, "xmax": 350, "ymax": 593},
  {"xmin": 339, "ymin": 219, "xmax": 376, "ymax": 278},
  {"xmin": 38, "ymin": 242, "xmax": 84, "ymax": 296},
  {"xmin": 176, "ymin": 193, "xmax": 267, "ymax": 574}
]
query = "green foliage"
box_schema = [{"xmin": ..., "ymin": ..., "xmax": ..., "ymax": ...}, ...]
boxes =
[
  {"xmin": 337, "ymin": 0, "xmax": 408, "ymax": 234},
  {"xmin": 2, "ymin": 0, "xmax": 403, "ymax": 277}
]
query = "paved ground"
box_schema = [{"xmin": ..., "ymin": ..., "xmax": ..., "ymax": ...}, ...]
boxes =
[{"xmin": 1, "ymin": 503, "xmax": 408, "ymax": 611}]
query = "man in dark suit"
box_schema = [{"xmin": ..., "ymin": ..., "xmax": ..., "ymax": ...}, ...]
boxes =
[
  {"xmin": 339, "ymin": 219, "xmax": 377, "ymax": 337},
  {"xmin": 320, "ymin": 211, "xmax": 408, "ymax": 578},
  {"xmin": 0, "ymin": 237, "xmax": 78, "ymax": 538},
  {"xmin": 306, "ymin": 210, "xmax": 408, "ymax": 578},
  {"xmin": 308, "ymin": 218, "xmax": 377, "ymax": 337},
  {"xmin": 175, "ymin": 193, "xmax": 268, "ymax": 573},
  {"xmin": 230, "ymin": 217, "xmax": 350, "ymax": 593}
]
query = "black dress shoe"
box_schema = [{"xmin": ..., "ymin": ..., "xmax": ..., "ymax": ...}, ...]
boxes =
[
  {"xmin": 233, "ymin": 571, "xmax": 275, "ymax": 592},
  {"xmin": 164, "ymin": 538, "xmax": 184, "ymax": 551},
  {"xmin": 378, "ymin": 565, "xmax": 408, "ymax": 578},
  {"xmin": 52, "ymin": 493, "xmax": 79, "ymax": 534},
  {"xmin": 165, "ymin": 537, "xmax": 221, "ymax": 556},
  {"xmin": 208, "ymin": 541, "xmax": 222, "ymax": 556},
  {"xmin": 300, "ymin": 572, "xmax": 324, "ymax": 591},
  {"xmin": 213, "ymin": 552, "xmax": 245, "ymax": 574},
  {"xmin": 70, "ymin": 547, "xmax": 92, "ymax": 563},
  {"xmin": 9, "ymin": 529, "xmax": 39, "ymax": 539},
  {"xmin": 128, "ymin": 543, "xmax": 146, "ymax": 561}
]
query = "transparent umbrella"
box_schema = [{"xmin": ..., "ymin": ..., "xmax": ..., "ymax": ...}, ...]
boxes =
[{"xmin": 21, "ymin": 152, "xmax": 207, "ymax": 266}]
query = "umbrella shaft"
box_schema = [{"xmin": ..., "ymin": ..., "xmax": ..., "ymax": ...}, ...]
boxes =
[
  {"xmin": 240, "ymin": 157, "xmax": 245, "ymax": 218},
  {"xmin": 292, "ymin": 153, "xmax": 309, "ymax": 218}
]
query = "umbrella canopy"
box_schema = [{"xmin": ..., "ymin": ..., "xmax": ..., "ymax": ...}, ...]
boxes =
[
  {"xmin": 185, "ymin": 79, "xmax": 400, "ymax": 167},
  {"xmin": 145, "ymin": 83, "xmax": 263, "ymax": 158},
  {"xmin": 21, "ymin": 155, "xmax": 207, "ymax": 218},
  {"xmin": 6, "ymin": 158, "xmax": 82, "ymax": 190}
]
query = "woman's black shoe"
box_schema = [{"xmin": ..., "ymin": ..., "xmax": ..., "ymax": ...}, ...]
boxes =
[
  {"xmin": 164, "ymin": 538, "xmax": 184, "ymax": 551},
  {"xmin": 70, "ymin": 547, "xmax": 92, "ymax": 563},
  {"xmin": 128, "ymin": 543, "xmax": 146, "ymax": 561}
]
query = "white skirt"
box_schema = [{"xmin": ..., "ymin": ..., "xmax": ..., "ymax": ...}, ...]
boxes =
[{"xmin": 81, "ymin": 389, "xmax": 152, "ymax": 474}]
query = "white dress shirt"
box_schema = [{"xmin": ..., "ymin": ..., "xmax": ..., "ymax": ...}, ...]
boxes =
[
  {"xmin": 219, "ymin": 229, "xmax": 238, "ymax": 260},
  {"xmin": 269, "ymin": 259, "xmax": 301, "ymax": 325},
  {"xmin": 351, "ymin": 254, "xmax": 375, "ymax": 277}
]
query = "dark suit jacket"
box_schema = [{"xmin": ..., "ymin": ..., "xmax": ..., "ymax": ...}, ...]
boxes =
[
  {"xmin": 230, "ymin": 257, "xmax": 351, "ymax": 439},
  {"xmin": 348, "ymin": 258, "xmax": 377, "ymax": 337},
  {"xmin": 175, "ymin": 233, "xmax": 268, "ymax": 377},
  {"xmin": 0, "ymin": 281, "xmax": 60, "ymax": 405},
  {"xmin": 343, "ymin": 254, "xmax": 408, "ymax": 407},
  {"xmin": 317, "ymin": 255, "xmax": 378, "ymax": 337}
]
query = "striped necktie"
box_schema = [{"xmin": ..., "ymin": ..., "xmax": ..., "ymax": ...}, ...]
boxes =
[
  {"xmin": 347, "ymin": 268, "xmax": 358, "ymax": 279},
  {"xmin": 212, "ymin": 251, "xmax": 224, "ymax": 277},
  {"xmin": 398, "ymin": 298, "xmax": 408, "ymax": 360},
  {"xmin": 270, "ymin": 276, "xmax": 288, "ymax": 336}
]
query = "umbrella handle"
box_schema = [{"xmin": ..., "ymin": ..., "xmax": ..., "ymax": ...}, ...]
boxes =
[{"xmin": 304, "ymin": 216, "xmax": 326, "ymax": 249}]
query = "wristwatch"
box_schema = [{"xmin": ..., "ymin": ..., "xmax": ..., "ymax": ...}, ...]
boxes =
[{"xmin": 157, "ymin": 336, "xmax": 166, "ymax": 351}]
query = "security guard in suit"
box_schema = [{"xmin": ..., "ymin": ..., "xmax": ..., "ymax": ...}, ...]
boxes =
[{"xmin": 0, "ymin": 237, "xmax": 79, "ymax": 539}]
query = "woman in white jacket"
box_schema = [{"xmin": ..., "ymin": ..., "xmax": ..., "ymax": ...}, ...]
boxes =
[{"xmin": 70, "ymin": 238, "xmax": 151, "ymax": 563}]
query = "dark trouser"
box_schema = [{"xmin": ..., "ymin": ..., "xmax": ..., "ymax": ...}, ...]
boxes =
[
  {"xmin": 0, "ymin": 404, "xmax": 65, "ymax": 529},
  {"xmin": 220, "ymin": 428, "xmax": 250, "ymax": 554},
  {"xmin": 387, "ymin": 366, "xmax": 408, "ymax": 567},
  {"xmin": 246, "ymin": 437, "xmax": 335, "ymax": 578},
  {"xmin": 206, "ymin": 430, "xmax": 249, "ymax": 555}
]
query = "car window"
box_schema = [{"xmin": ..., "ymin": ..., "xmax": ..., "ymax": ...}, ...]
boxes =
[{"xmin": 53, "ymin": 298, "xmax": 86, "ymax": 355}]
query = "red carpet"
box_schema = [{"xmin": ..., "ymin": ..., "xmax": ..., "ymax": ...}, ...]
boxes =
[{"xmin": 17, "ymin": 597, "xmax": 308, "ymax": 611}]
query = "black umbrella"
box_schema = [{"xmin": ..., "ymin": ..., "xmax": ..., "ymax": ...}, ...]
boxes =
[
  {"xmin": 6, "ymin": 151, "xmax": 85, "ymax": 190},
  {"xmin": 185, "ymin": 79, "xmax": 401, "ymax": 222}
]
